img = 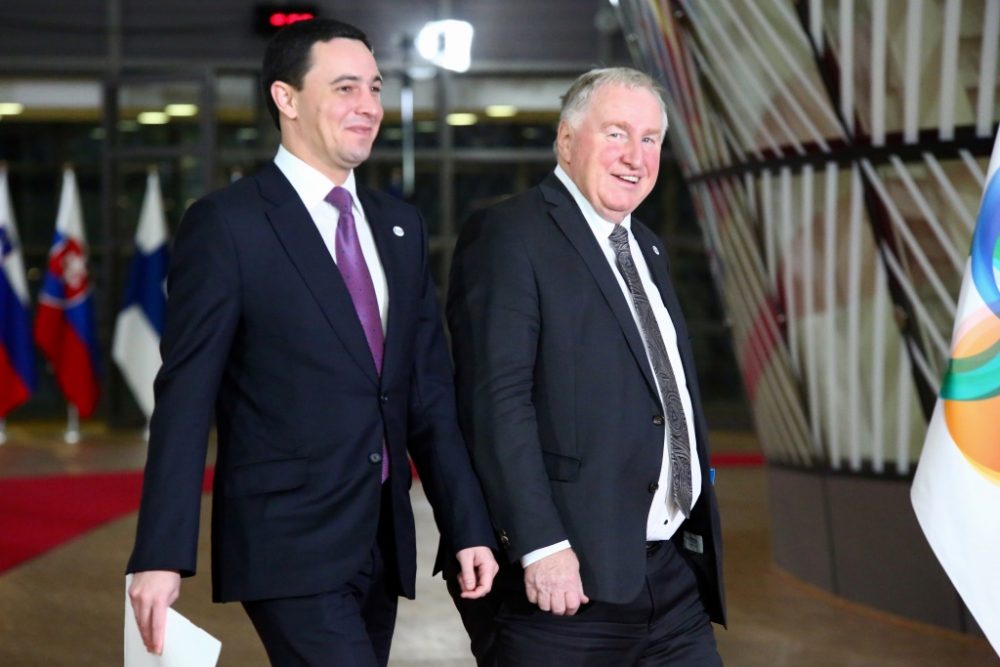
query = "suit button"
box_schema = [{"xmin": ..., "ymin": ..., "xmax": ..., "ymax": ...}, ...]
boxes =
[
  {"xmin": 380, "ymin": 394, "xmax": 388, "ymax": 404},
  {"xmin": 369, "ymin": 452, "xmax": 383, "ymax": 464},
  {"xmin": 648, "ymin": 482, "xmax": 659, "ymax": 493},
  {"xmin": 652, "ymin": 415, "xmax": 665, "ymax": 426},
  {"xmin": 499, "ymin": 530, "xmax": 511, "ymax": 548}
]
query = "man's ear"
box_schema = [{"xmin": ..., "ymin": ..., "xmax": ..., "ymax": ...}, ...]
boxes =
[
  {"xmin": 271, "ymin": 81, "xmax": 298, "ymax": 121},
  {"xmin": 555, "ymin": 120, "xmax": 577, "ymax": 165}
]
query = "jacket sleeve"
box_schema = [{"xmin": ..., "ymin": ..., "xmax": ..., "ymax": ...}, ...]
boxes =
[
  {"xmin": 126, "ymin": 198, "xmax": 241, "ymax": 577},
  {"xmin": 405, "ymin": 210, "xmax": 497, "ymax": 556},
  {"xmin": 446, "ymin": 211, "xmax": 569, "ymax": 562}
]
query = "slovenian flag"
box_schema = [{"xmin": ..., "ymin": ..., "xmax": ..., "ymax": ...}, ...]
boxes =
[
  {"xmin": 0, "ymin": 164, "xmax": 35, "ymax": 417},
  {"xmin": 34, "ymin": 167, "xmax": 100, "ymax": 418},
  {"xmin": 112, "ymin": 169, "xmax": 168, "ymax": 419},
  {"xmin": 912, "ymin": 128, "xmax": 1000, "ymax": 656}
]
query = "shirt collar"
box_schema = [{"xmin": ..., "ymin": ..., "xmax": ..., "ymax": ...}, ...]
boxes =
[
  {"xmin": 274, "ymin": 145, "xmax": 359, "ymax": 213},
  {"xmin": 553, "ymin": 164, "xmax": 632, "ymax": 235}
]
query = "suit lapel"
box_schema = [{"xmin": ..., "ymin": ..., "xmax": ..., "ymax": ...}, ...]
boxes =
[
  {"xmin": 255, "ymin": 163, "xmax": 379, "ymax": 386},
  {"xmin": 357, "ymin": 185, "xmax": 405, "ymax": 383},
  {"xmin": 634, "ymin": 223, "xmax": 710, "ymax": 455},
  {"xmin": 633, "ymin": 224, "xmax": 681, "ymax": 329},
  {"xmin": 540, "ymin": 175, "xmax": 659, "ymax": 399},
  {"xmin": 634, "ymin": 223, "xmax": 691, "ymax": 352}
]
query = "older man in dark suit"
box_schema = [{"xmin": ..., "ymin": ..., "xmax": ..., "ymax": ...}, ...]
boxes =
[
  {"xmin": 126, "ymin": 18, "xmax": 497, "ymax": 667},
  {"xmin": 447, "ymin": 67, "xmax": 726, "ymax": 665}
]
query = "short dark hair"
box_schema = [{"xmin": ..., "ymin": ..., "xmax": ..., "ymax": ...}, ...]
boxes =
[{"xmin": 261, "ymin": 18, "xmax": 373, "ymax": 130}]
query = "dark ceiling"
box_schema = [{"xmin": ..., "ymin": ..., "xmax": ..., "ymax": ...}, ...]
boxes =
[{"xmin": 0, "ymin": 0, "xmax": 630, "ymax": 73}]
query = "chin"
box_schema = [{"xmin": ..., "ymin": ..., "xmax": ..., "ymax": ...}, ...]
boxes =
[
  {"xmin": 343, "ymin": 149, "xmax": 373, "ymax": 165},
  {"xmin": 601, "ymin": 201, "xmax": 635, "ymax": 218}
]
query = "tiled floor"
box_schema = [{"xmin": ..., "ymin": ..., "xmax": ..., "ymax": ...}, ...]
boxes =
[{"xmin": 0, "ymin": 427, "xmax": 997, "ymax": 666}]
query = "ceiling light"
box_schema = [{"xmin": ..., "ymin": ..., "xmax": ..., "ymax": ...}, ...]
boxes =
[
  {"xmin": 416, "ymin": 20, "xmax": 474, "ymax": 73},
  {"xmin": 165, "ymin": 103, "xmax": 198, "ymax": 117},
  {"xmin": 485, "ymin": 105, "xmax": 517, "ymax": 118},
  {"xmin": 0, "ymin": 103, "xmax": 25, "ymax": 115},
  {"xmin": 137, "ymin": 111, "xmax": 170, "ymax": 125},
  {"xmin": 446, "ymin": 112, "xmax": 478, "ymax": 126}
]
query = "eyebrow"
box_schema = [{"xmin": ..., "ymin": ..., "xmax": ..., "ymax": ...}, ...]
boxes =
[
  {"xmin": 331, "ymin": 74, "xmax": 384, "ymax": 85},
  {"xmin": 602, "ymin": 121, "xmax": 661, "ymax": 136}
]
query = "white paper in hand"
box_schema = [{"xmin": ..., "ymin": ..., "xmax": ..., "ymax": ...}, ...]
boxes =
[{"xmin": 124, "ymin": 575, "xmax": 222, "ymax": 667}]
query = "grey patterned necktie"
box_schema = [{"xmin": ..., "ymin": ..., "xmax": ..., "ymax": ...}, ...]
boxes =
[{"xmin": 609, "ymin": 224, "xmax": 692, "ymax": 518}]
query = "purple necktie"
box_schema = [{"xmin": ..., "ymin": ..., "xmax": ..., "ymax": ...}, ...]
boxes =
[{"xmin": 326, "ymin": 186, "xmax": 389, "ymax": 483}]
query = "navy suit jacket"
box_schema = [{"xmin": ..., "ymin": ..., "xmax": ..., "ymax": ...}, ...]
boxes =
[
  {"xmin": 127, "ymin": 161, "xmax": 494, "ymax": 603},
  {"xmin": 447, "ymin": 173, "xmax": 725, "ymax": 624}
]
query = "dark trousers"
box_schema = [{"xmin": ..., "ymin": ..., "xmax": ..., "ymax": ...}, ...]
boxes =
[
  {"xmin": 458, "ymin": 539, "xmax": 721, "ymax": 667},
  {"xmin": 243, "ymin": 489, "xmax": 399, "ymax": 667},
  {"xmin": 446, "ymin": 567, "xmax": 503, "ymax": 666}
]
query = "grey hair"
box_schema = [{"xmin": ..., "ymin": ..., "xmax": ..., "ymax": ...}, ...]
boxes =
[{"xmin": 557, "ymin": 67, "xmax": 669, "ymax": 148}]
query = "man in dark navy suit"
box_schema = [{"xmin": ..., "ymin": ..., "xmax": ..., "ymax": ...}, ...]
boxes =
[
  {"xmin": 126, "ymin": 18, "xmax": 497, "ymax": 667},
  {"xmin": 447, "ymin": 68, "xmax": 726, "ymax": 665}
]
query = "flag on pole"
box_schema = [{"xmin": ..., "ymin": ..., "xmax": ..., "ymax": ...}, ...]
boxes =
[
  {"xmin": 34, "ymin": 167, "xmax": 100, "ymax": 418},
  {"xmin": 912, "ymin": 128, "xmax": 1000, "ymax": 655},
  {"xmin": 112, "ymin": 168, "xmax": 168, "ymax": 419},
  {"xmin": 0, "ymin": 164, "xmax": 35, "ymax": 417}
]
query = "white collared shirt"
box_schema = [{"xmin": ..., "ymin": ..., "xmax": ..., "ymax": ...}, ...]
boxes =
[
  {"xmin": 273, "ymin": 145, "xmax": 388, "ymax": 332},
  {"xmin": 521, "ymin": 167, "xmax": 702, "ymax": 568}
]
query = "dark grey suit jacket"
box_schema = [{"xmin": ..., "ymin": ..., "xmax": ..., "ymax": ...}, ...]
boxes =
[{"xmin": 447, "ymin": 172, "xmax": 725, "ymax": 623}]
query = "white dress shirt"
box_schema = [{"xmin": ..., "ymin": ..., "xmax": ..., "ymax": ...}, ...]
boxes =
[
  {"xmin": 273, "ymin": 145, "xmax": 388, "ymax": 333},
  {"xmin": 521, "ymin": 167, "xmax": 702, "ymax": 567}
]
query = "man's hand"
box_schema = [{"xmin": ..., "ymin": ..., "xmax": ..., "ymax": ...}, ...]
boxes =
[
  {"xmin": 523, "ymin": 548, "xmax": 589, "ymax": 616},
  {"xmin": 128, "ymin": 570, "xmax": 181, "ymax": 655},
  {"xmin": 455, "ymin": 546, "xmax": 499, "ymax": 599}
]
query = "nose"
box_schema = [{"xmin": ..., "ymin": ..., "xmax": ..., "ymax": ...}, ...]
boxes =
[
  {"xmin": 621, "ymin": 138, "xmax": 642, "ymax": 166},
  {"xmin": 357, "ymin": 89, "xmax": 382, "ymax": 118}
]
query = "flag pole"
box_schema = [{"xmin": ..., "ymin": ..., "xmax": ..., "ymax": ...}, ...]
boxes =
[
  {"xmin": 64, "ymin": 405, "xmax": 80, "ymax": 444},
  {"xmin": 0, "ymin": 418, "xmax": 6, "ymax": 445}
]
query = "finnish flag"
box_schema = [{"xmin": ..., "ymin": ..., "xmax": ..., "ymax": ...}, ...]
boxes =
[{"xmin": 112, "ymin": 169, "xmax": 168, "ymax": 419}]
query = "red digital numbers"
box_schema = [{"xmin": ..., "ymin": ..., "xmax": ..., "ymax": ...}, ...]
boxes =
[
  {"xmin": 268, "ymin": 12, "xmax": 315, "ymax": 27},
  {"xmin": 255, "ymin": 5, "xmax": 318, "ymax": 34}
]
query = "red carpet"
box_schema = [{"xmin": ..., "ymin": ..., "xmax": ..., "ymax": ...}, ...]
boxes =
[
  {"xmin": 711, "ymin": 452, "xmax": 765, "ymax": 467},
  {"xmin": 0, "ymin": 468, "xmax": 213, "ymax": 574},
  {"xmin": 0, "ymin": 452, "xmax": 762, "ymax": 575}
]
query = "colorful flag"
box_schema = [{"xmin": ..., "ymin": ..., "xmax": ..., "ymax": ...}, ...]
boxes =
[
  {"xmin": 912, "ymin": 128, "xmax": 1000, "ymax": 655},
  {"xmin": 0, "ymin": 165, "xmax": 35, "ymax": 416},
  {"xmin": 34, "ymin": 167, "xmax": 100, "ymax": 418},
  {"xmin": 112, "ymin": 169, "xmax": 168, "ymax": 419}
]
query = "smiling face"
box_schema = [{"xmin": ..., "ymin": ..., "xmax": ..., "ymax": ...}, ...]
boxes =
[
  {"xmin": 271, "ymin": 37, "xmax": 383, "ymax": 183},
  {"xmin": 556, "ymin": 83, "xmax": 663, "ymax": 223}
]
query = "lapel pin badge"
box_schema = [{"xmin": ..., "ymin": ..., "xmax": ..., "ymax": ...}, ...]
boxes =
[
  {"xmin": 393, "ymin": 226, "xmax": 405, "ymax": 237},
  {"xmin": 652, "ymin": 246, "xmax": 660, "ymax": 255}
]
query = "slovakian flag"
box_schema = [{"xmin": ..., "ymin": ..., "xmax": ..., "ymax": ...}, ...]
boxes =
[
  {"xmin": 911, "ymin": 128, "xmax": 1000, "ymax": 656},
  {"xmin": 112, "ymin": 169, "xmax": 168, "ymax": 419},
  {"xmin": 0, "ymin": 165, "xmax": 36, "ymax": 417},
  {"xmin": 34, "ymin": 167, "xmax": 100, "ymax": 418}
]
